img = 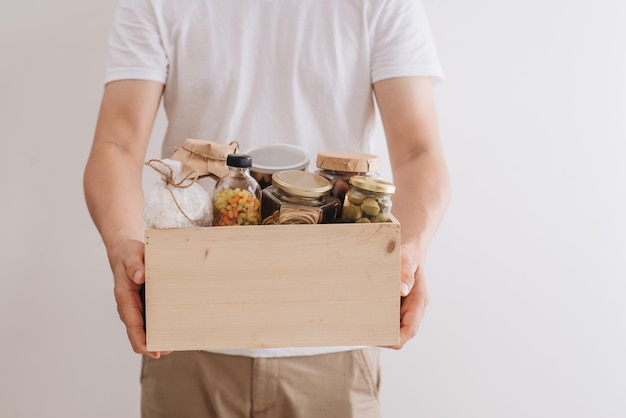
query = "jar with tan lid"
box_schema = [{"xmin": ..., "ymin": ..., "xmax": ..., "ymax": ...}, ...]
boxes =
[
  {"xmin": 341, "ymin": 176, "xmax": 396, "ymax": 223},
  {"xmin": 315, "ymin": 151, "xmax": 381, "ymax": 205},
  {"xmin": 261, "ymin": 170, "xmax": 340, "ymax": 225}
]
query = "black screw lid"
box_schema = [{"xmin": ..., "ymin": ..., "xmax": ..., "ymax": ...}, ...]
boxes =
[{"xmin": 226, "ymin": 154, "xmax": 253, "ymax": 168}]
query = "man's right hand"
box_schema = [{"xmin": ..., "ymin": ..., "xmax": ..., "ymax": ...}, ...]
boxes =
[
  {"xmin": 109, "ymin": 239, "xmax": 170, "ymax": 359},
  {"xmin": 84, "ymin": 79, "xmax": 166, "ymax": 357}
]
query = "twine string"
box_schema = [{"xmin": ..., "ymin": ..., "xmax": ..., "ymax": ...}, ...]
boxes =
[{"xmin": 261, "ymin": 207, "xmax": 322, "ymax": 225}]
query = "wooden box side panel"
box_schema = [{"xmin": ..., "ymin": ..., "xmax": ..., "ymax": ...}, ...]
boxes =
[{"xmin": 145, "ymin": 222, "xmax": 401, "ymax": 351}]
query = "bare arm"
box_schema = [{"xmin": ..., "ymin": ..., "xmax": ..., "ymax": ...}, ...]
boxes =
[
  {"xmin": 84, "ymin": 79, "xmax": 165, "ymax": 358},
  {"xmin": 373, "ymin": 76, "xmax": 451, "ymax": 348}
]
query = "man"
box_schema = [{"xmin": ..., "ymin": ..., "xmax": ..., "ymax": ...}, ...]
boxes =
[{"xmin": 84, "ymin": 0, "xmax": 450, "ymax": 416}]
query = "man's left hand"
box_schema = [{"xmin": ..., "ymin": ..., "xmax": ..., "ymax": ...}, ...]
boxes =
[{"xmin": 387, "ymin": 246, "xmax": 430, "ymax": 349}]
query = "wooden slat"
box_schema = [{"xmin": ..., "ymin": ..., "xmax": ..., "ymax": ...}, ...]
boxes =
[{"xmin": 145, "ymin": 221, "xmax": 401, "ymax": 351}]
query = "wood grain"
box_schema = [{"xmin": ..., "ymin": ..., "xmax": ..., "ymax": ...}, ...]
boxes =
[{"xmin": 145, "ymin": 220, "xmax": 401, "ymax": 351}]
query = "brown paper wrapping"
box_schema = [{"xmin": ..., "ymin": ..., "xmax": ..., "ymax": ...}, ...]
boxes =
[
  {"xmin": 171, "ymin": 138, "xmax": 239, "ymax": 179},
  {"xmin": 316, "ymin": 151, "xmax": 380, "ymax": 173}
]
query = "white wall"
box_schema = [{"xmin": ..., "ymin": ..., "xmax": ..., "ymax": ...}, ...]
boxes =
[{"xmin": 1, "ymin": 0, "xmax": 624, "ymax": 417}]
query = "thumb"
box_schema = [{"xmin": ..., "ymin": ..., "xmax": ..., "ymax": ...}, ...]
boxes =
[
  {"xmin": 400, "ymin": 251, "xmax": 418, "ymax": 296},
  {"xmin": 122, "ymin": 250, "xmax": 145, "ymax": 285},
  {"xmin": 401, "ymin": 272, "xmax": 415, "ymax": 297},
  {"xmin": 130, "ymin": 266, "xmax": 144, "ymax": 284}
]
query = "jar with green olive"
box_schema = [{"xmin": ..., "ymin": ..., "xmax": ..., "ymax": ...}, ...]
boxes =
[{"xmin": 341, "ymin": 176, "xmax": 396, "ymax": 223}]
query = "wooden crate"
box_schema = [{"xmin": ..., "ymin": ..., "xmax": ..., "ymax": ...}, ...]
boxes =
[{"xmin": 144, "ymin": 220, "xmax": 401, "ymax": 351}]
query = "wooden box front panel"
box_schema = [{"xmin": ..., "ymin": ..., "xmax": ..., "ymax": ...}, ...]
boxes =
[{"xmin": 145, "ymin": 221, "xmax": 401, "ymax": 351}]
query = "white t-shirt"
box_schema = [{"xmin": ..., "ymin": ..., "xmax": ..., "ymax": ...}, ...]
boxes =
[{"xmin": 107, "ymin": 0, "xmax": 443, "ymax": 358}]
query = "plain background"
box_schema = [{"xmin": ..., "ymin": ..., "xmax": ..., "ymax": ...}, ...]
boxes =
[{"xmin": 1, "ymin": 0, "xmax": 624, "ymax": 417}]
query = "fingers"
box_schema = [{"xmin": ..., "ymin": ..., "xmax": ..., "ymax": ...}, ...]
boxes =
[
  {"xmin": 126, "ymin": 325, "xmax": 155, "ymax": 358},
  {"xmin": 127, "ymin": 325, "xmax": 168, "ymax": 359},
  {"xmin": 384, "ymin": 294, "xmax": 424, "ymax": 349},
  {"xmin": 115, "ymin": 284, "xmax": 169, "ymax": 359},
  {"xmin": 385, "ymin": 268, "xmax": 430, "ymax": 350},
  {"xmin": 112, "ymin": 240, "xmax": 168, "ymax": 358},
  {"xmin": 114, "ymin": 284, "xmax": 146, "ymax": 350},
  {"xmin": 398, "ymin": 293, "xmax": 427, "ymax": 347}
]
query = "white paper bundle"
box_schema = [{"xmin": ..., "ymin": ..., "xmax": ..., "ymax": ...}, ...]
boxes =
[{"xmin": 144, "ymin": 159, "xmax": 212, "ymax": 229}]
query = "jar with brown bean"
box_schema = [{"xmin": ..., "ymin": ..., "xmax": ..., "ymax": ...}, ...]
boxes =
[{"xmin": 315, "ymin": 152, "xmax": 381, "ymax": 207}]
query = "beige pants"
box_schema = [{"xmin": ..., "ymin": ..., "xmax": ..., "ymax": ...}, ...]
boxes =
[{"xmin": 141, "ymin": 348, "xmax": 381, "ymax": 418}]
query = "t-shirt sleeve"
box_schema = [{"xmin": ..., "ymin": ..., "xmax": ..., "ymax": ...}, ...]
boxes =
[
  {"xmin": 370, "ymin": 0, "xmax": 444, "ymax": 84},
  {"xmin": 105, "ymin": 0, "xmax": 168, "ymax": 84}
]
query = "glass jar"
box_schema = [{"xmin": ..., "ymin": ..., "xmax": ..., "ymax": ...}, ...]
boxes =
[
  {"xmin": 213, "ymin": 154, "xmax": 262, "ymax": 226},
  {"xmin": 246, "ymin": 144, "xmax": 310, "ymax": 189},
  {"xmin": 261, "ymin": 170, "xmax": 340, "ymax": 224},
  {"xmin": 315, "ymin": 152, "xmax": 381, "ymax": 206},
  {"xmin": 341, "ymin": 176, "xmax": 396, "ymax": 223}
]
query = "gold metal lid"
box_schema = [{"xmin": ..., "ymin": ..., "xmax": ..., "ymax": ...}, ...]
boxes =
[
  {"xmin": 272, "ymin": 170, "xmax": 332, "ymax": 197},
  {"xmin": 316, "ymin": 151, "xmax": 380, "ymax": 173},
  {"xmin": 348, "ymin": 176, "xmax": 396, "ymax": 194}
]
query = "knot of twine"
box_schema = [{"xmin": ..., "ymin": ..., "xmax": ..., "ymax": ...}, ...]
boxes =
[{"xmin": 146, "ymin": 159, "xmax": 201, "ymax": 223}]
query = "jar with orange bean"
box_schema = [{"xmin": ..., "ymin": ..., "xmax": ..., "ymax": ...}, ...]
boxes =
[{"xmin": 213, "ymin": 154, "xmax": 261, "ymax": 226}]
